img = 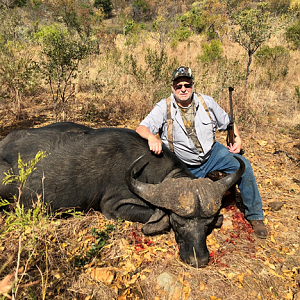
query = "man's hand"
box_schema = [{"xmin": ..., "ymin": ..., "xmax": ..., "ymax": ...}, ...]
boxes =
[
  {"xmin": 228, "ymin": 123, "xmax": 242, "ymax": 153},
  {"xmin": 136, "ymin": 125, "xmax": 163, "ymax": 155},
  {"xmin": 148, "ymin": 135, "xmax": 163, "ymax": 155},
  {"xmin": 228, "ymin": 136, "xmax": 242, "ymax": 153}
]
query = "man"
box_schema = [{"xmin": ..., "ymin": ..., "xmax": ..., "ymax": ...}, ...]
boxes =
[{"xmin": 136, "ymin": 66, "xmax": 267, "ymax": 239}]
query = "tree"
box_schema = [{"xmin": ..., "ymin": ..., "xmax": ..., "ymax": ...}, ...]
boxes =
[
  {"xmin": 229, "ymin": 2, "xmax": 277, "ymax": 88},
  {"xmin": 46, "ymin": 0, "xmax": 103, "ymax": 38},
  {"xmin": 34, "ymin": 25, "xmax": 97, "ymax": 121}
]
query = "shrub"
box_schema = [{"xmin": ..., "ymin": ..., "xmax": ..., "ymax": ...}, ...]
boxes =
[
  {"xmin": 34, "ymin": 24, "xmax": 97, "ymax": 121},
  {"xmin": 255, "ymin": 45, "xmax": 290, "ymax": 82},
  {"xmin": 286, "ymin": 21, "xmax": 300, "ymax": 49},
  {"xmin": 172, "ymin": 26, "xmax": 193, "ymax": 43},
  {"xmin": 199, "ymin": 40, "xmax": 223, "ymax": 64},
  {"xmin": 0, "ymin": 41, "xmax": 39, "ymax": 115},
  {"xmin": 179, "ymin": 5, "xmax": 207, "ymax": 34}
]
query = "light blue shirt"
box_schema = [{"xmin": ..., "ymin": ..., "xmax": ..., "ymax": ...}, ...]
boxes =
[{"xmin": 139, "ymin": 93, "xmax": 231, "ymax": 165}]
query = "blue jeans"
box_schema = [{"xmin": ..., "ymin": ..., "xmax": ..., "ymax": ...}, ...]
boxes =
[{"xmin": 188, "ymin": 142, "xmax": 264, "ymax": 221}]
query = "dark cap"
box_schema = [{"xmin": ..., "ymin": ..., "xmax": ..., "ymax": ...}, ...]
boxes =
[{"xmin": 172, "ymin": 66, "xmax": 193, "ymax": 81}]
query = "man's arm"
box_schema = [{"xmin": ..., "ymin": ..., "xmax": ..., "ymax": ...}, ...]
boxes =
[
  {"xmin": 228, "ymin": 123, "xmax": 242, "ymax": 154},
  {"xmin": 136, "ymin": 125, "xmax": 163, "ymax": 155}
]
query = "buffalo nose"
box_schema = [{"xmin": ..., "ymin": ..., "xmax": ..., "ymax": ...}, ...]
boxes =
[{"xmin": 187, "ymin": 254, "xmax": 209, "ymax": 268}]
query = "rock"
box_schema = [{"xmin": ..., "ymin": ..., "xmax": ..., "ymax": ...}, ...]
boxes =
[
  {"xmin": 156, "ymin": 272, "xmax": 184, "ymax": 300},
  {"xmin": 268, "ymin": 201, "xmax": 284, "ymax": 211}
]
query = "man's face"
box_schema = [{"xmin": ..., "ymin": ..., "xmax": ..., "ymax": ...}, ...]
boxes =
[{"xmin": 171, "ymin": 77, "xmax": 194, "ymax": 107}]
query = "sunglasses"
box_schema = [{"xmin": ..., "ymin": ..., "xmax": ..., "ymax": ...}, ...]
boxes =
[{"xmin": 173, "ymin": 83, "xmax": 193, "ymax": 90}]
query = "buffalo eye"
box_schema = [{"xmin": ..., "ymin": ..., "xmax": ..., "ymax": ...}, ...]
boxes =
[{"xmin": 170, "ymin": 213, "xmax": 187, "ymax": 228}]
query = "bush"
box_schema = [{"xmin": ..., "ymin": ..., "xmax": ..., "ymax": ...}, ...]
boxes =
[
  {"xmin": 34, "ymin": 24, "xmax": 97, "ymax": 121},
  {"xmin": 286, "ymin": 21, "xmax": 300, "ymax": 49},
  {"xmin": 172, "ymin": 26, "xmax": 193, "ymax": 43},
  {"xmin": 199, "ymin": 40, "xmax": 223, "ymax": 64},
  {"xmin": 0, "ymin": 41, "xmax": 39, "ymax": 114},
  {"xmin": 255, "ymin": 45, "xmax": 290, "ymax": 82},
  {"xmin": 179, "ymin": 5, "xmax": 207, "ymax": 34}
]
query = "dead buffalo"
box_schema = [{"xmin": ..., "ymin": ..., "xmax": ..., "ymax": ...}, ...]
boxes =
[{"xmin": 0, "ymin": 122, "xmax": 244, "ymax": 267}]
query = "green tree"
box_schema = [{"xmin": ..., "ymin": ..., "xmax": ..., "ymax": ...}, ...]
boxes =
[
  {"xmin": 34, "ymin": 25, "xmax": 97, "ymax": 121},
  {"xmin": 229, "ymin": 2, "xmax": 277, "ymax": 88}
]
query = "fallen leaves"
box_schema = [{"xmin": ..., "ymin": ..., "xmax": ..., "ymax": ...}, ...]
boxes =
[{"xmin": 0, "ymin": 272, "xmax": 13, "ymax": 298}]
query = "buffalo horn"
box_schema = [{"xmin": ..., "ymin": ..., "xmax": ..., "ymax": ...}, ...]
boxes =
[
  {"xmin": 125, "ymin": 155, "xmax": 198, "ymax": 217},
  {"xmin": 196, "ymin": 156, "xmax": 245, "ymax": 218}
]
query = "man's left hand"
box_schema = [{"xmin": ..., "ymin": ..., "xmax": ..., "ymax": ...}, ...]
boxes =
[{"xmin": 228, "ymin": 136, "xmax": 242, "ymax": 153}]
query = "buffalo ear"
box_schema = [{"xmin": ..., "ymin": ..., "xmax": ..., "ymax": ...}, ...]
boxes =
[{"xmin": 142, "ymin": 208, "xmax": 170, "ymax": 235}]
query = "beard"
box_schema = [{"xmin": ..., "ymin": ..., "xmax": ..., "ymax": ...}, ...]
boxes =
[{"xmin": 173, "ymin": 90, "xmax": 194, "ymax": 106}]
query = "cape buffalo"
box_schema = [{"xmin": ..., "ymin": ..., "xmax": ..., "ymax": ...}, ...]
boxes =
[{"xmin": 0, "ymin": 122, "xmax": 244, "ymax": 267}]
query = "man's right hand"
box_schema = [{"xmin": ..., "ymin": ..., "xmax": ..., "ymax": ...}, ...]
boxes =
[
  {"xmin": 148, "ymin": 135, "xmax": 163, "ymax": 155},
  {"xmin": 136, "ymin": 125, "xmax": 163, "ymax": 155}
]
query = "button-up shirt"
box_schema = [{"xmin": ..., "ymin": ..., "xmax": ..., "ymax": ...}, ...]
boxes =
[{"xmin": 139, "ymin": 92, "xmax": 231, "ymax": 165}]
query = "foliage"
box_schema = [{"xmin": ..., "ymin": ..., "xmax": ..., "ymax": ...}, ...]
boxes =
[
  {"xmin": 151, "ymin": 7, "xmax": 181, "ymax": 51},
  {"xmin": 0, "ymin": 9, "xmax": 21, "ymax": 43},
  {"xmin": 94, "ymin": 0, "xmax": 113, "ymax": 18},
  {"xmin": 285, "ymin": 20, "xmax": 300, "ymax": 49},
  {"xmin": 73, "ymin": 225, "xmax": 116, "ymax": 266},
  {"xmin": 0, "ymin": 0, "xmax": 27, "ymax": 9},
  {"xmin": 124, "ymin": 19, "xmax": 136, "ymax": 35},
  {"xmin": 199, "ymin": 39, "xmax": 223, "ymax": 63},
  {"xmin": 229, "ymin": 2, "xmax": 277, "ymax": 87},
  {"xmin": 34, "ymin": 24, "xmax": 97, "ymax": 121},
  {"xmin": 3, "ymin": 151, "xmax": 48, "ymax": 190},
  {"xmin": 132, "ymin": 0, "xmax": 149, "ymax": 21},
  {"xmin": 179, "ymin": 4, "xmax": 207, "ymax": 34},
  {"xmin": 145, "ymin": 48, "xmax": 168, "ymax": 83},
  {"xmin": 171, "ymin": 26, "xmax": 193, "ymax": 44},
  {"xmin": 0, "ymin": 40, "xmax": 39, "ymax": 115},
  {"xmin": 255, "ymin": 45, "xmax": 290, "ymax": 82},
  {"xmin": 0, "ymin": 151, "xmax": 50, "ymax": 298},
  {"xmin": 47, "ymin": 0, "xmax": 103, "ymax": 38}
]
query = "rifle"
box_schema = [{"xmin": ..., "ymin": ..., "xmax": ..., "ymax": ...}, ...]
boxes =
[
  {"xmin": 225, "ymin": 86, "xmax": 237, "ymax": 205},
  {"xmin": 227, "ymin": 86, "xmax": 234, "ymax": 146},
  {"xmin": 227, "ymin": 87, "xmax": 244, "ymax": 155}
]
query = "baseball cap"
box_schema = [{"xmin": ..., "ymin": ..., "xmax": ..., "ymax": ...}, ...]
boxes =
[{"xmin": 172, "ymin": 66, "xmax": 193, "ymax": 81}]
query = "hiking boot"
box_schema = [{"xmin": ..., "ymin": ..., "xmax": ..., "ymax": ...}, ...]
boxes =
[{"xmin": 248, "ymin": 220, "xmax": 268, "ymax": 239}]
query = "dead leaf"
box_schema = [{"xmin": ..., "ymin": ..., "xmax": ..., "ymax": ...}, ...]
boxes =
[
  {"xmin": 90, "ymin": 267, "xmax": 114, "ymax": 285},
  {"xmin": 0, "ymin": 272, "xmax": 14, "ymax": 297},
  {"xmin": 258, "ymin": 140, "xmax": 268, "ymax": 147}
]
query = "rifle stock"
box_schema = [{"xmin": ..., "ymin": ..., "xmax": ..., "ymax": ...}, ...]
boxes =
[{"xmin": 228, "ymin": 122, "xmax": 234, "ymax": 145}]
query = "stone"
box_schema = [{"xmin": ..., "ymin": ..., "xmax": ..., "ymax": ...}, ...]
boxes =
[{"xmin": 268, "ymin": 201, "xmax": 284, "ymax": 211}]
